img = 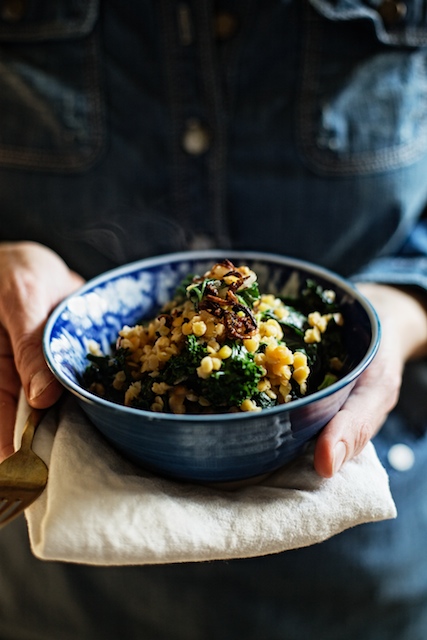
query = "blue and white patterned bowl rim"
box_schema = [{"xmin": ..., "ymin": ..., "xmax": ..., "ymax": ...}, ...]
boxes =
[{"xmin": 43, "ymin": 250, "xmax": 381, "ymax": 422}]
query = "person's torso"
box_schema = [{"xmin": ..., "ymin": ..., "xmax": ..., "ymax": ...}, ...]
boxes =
[{"xmin": 1, "ymin": 0, "xmax": 427, "ymax": 278}]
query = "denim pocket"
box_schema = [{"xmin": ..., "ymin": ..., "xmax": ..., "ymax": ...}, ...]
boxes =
[
  {"xmin": 0, "ymin": 0, "xmax": 104, "ymax": 171},
  {"xmin": 299, "ymin": 0, "xmax": 427, "ymax": 175}
]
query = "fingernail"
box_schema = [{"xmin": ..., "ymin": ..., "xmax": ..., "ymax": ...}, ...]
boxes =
[
  {"xmin": 29, "ymin": 369, "xmax": 54, "ymax": 401},
  {"xmin": 332, "ymin": 441, "xmax": 347, "ymax": 475}
]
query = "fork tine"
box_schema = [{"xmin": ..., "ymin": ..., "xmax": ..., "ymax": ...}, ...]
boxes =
[
  {"xmin": 0, "ymin": 498, "xmax": 22, "ymax": 524},
  {"xmin": 0, "ymin": 409, "xmax": 49, "ymax": 530},
  {"xmin": 0, "ymin": 498, "xmax": 18, "ymax": 516}
]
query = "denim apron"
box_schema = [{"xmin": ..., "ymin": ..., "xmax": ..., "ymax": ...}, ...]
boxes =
[{"xmin": 1, "ymin": 1, "xmax": 427, "ymax": 638}]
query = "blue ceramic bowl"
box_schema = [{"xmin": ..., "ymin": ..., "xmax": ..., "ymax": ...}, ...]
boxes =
[{"xmin": 43, "ymin": 251, "xmax": 380, "ymax": 483}]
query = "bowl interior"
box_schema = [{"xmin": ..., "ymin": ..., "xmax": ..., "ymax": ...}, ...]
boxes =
[{"xmin": 43, "ymin": 250, "xmax": 379, "ymax": 417}]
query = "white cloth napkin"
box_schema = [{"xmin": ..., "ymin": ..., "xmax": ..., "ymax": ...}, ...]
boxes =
[{"xmin": 14, "ymin": 392, "xmax": 396, "ymax": 566}]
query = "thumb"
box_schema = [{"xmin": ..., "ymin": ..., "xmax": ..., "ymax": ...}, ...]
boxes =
[
  {"xmin": 18, "ymin": 325, "xmax": 64, "ymax": 408},
  {"xmin": 2, "ymin": 269, "xmax": 84, "ymax": 410},
  {"xmin": 313, "ymin": 353, "xmax": 401, "ymax": 478}
]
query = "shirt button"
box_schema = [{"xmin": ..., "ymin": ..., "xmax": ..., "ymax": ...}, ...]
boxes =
[
  {"xmin": 377, "ymin": 0, "xmax": 407, "ymax": 25},
  {"xmin": 0, "ymin": 0, "xmax": 27, "ymax": 22},
  {"xmin": 213, "ymin": 11, "xmax": 238, "ymax": 41},
  {"xmin": 387, "ymin": 443, "xmax": 415, "ymax": 472},
  {"xmin": 182, "ymin": 119, "xmax": 211, "ymax": 156}
]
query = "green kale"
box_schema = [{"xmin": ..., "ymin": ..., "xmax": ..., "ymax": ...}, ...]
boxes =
[
  {"xmin": 260, "ymin": 304, "xmax": 314, "ymax": 362},
  {"xmin": 262, "ymin": 280, "xmax": 347, "ymax": 395},
  {"xmin": 296, "ymin": 279, "xmax": 341, "ymax": 315},
  {"xmin": 317, "ymin": 372, "xmax": 339, "ymax": 391},
  {"xmin": 199, "ymin": 342, "xmax": 263, "ymax": 408},
  {"xmin": 185, "ymin": 278, "xmax": 218, "ymax": 307},
  {"xmin": 236, "ymin": 282, "xmax": 260, "ymax": 308},
  {"xmin": 174, "ymin": 273, "xmax": 195, "ymax": 300},
  {"xmin": 251, "ymin": 391, "xmax": 277, "ymax": 409},
  {"xmin": 126, "ymin": 375, "xmax": 159, "ymax": 410},
  {"xmin": 162, "ymin": 334, "xmax": 207, "ymax": 385},
  {"xmin": 299, "ymin": 317, "xmax": 346, "ymax": 393},
  {"xmin": 81, "ymin": 348, "xmax": 131, "ymax": 403}
]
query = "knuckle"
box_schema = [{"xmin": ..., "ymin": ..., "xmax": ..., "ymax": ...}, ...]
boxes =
[
  {"xmin": 13, "ymin": 330, "xmax": 42, "ymax": 372},
  {"xmin": 351, "ymin": 419, "xmax": 373, "ymax": 456},
  {"xmin": 338, "ymin": 409, "xmax": 375, "ymax": 459},
  {"xmin": 1, "ymin": 283, "xmax": 33, "ymax": 328},
  {"xmin": 383, "ymin": 371, "xmax": 402, "ymax": 411}
]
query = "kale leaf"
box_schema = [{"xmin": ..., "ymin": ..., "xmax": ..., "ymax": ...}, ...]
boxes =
[
  {"xmin": 185, "ymin": 278, "xmax": 218, "ymax": 307},
  {"xmin": 174, "ymin": 273, "xmax": 195, "ymax": 300},
  {"xmin": 199, "ymin": 342, "xmax": 263, "ymax": 408},
  {"xmin": 236, "ymin": 282, "xmax": 260, "ymax": 308},
  {"xmin": 283, "ymin": 278, "xmax": 341, "ymax": 315},
  {"xmin": 162, "ymin": 334, "xmax": 207, "ymax": 385},
  {"xmin": 81, "ymin": 348, "xmax": 131, "ymax": 403}
]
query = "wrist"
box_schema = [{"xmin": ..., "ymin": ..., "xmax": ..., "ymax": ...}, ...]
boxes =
[{"xmin": 356, "ymin": 282, "xmax": 427, "ymax": 362}]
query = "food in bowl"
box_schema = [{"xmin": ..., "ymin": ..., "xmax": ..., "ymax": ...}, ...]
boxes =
[{"xmin": 83, "ymin": 259, "xmax": 347, "ymax": 416}]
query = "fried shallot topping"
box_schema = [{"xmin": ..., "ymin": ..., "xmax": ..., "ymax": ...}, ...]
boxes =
[{"xmin": 196, "ymin": 260, "xmax": 258, "ymax": 340}]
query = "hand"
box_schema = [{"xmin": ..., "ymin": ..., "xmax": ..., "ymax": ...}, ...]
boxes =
[
  {"xmin": 0, "ymin": 242, "xmax": 84, "ymax": 461},
  {"xmin": 313, "ymin": 283, "xmax": 427, "ymax": 478}
]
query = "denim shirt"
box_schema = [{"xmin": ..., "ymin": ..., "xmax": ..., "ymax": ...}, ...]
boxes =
[
  {"xmin": 1, "ymin": 0, "xmax": 427, "ymax": 286},
  {"xmin": 2, "ymin": 4, "xmax": 427, "ymax": 638}
]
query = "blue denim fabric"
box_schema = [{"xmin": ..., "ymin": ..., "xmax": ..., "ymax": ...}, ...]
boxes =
[
  {"xmin": 1, "ymin": 1, "xmax": 427, "ymax": 638},
  {"xmin": 1, "ymin": 0, "xmax": 427, "ymax": 278},
  {"xmin": 0, "ymin": 0, "xmax": 102, "ymax": 171}
]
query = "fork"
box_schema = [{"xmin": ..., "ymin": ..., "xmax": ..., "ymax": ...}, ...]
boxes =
[{"xmin": 0, "ymin": 408, "xmax": 48, "ymax": 529}]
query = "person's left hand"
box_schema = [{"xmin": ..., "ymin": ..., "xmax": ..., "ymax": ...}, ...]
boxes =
[
  {"xmin": 0, "ymin": 241, "xmax": 84, "ymax": 461},
  {"xmin": 313, "ymin": 283, "xmax": 427, "ymax": 478}
]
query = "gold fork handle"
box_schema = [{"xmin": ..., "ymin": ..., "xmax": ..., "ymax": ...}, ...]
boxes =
[{"xmin": 20, "ymin": 409, "xmax": 47, "ymax": 453}]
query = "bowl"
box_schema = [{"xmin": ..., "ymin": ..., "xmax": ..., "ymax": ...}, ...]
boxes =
[{"xmin": 43, "ymin": 250, "xmax": 380, "ymax": 483}]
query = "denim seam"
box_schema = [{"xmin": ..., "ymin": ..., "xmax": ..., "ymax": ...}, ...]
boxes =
[
  {"xmin": 309, "ymin": 0, "xmax": 427, "ymax": 46},
  {"xmin": 194, "ymin": 0, "xmax": 230, "ymax": 247},
  {"xmin": 159, "ymin": 0, "xmax": 193, "ymax": 232}
]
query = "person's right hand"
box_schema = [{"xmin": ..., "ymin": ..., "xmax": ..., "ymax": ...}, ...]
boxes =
[
  {"xmin": 0, "ymin": 241, "xmax": 84, "ymax": 461},
  {"xmin": 313, "ymin": 282, "xmax": 427, "ymax": 478}
]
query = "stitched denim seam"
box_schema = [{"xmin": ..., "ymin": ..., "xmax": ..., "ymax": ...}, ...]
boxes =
[
  {"xmin": 309, "ymin": 0, "xmax": 427, "ymax": 46},
  {"xmin": 159, "ymin": 0, "xmax": 193, "ymax": 231},
  {"xmin": 194, "ymin": 0, "xmax": 230, "ymax": 247}
]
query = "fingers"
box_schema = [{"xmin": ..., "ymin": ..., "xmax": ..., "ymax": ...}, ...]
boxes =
[
  {"xmin": 0, "ymin": 326, "xmax": 20, "ymax": 460},
  {"xmin": 14, "ymin": 326, "xmax": 64, "ymax": 408},
  {"xmin": 313, "ymin": 287, "xmax": 405, "ymax": 478},
  {"xmin": 0, "ymin": 242, "xmax": 85, "ymax": 458},
  {"xmin": 313, "ymin": 392, "xmax": 387, "ymax": 479},
  {"xmin": 1, "ymin": 246, "xmax": 83, "ymax": 394},
  {"xmin": 314, "ymin": 354, "xmax": 402, "ymax": 476}
]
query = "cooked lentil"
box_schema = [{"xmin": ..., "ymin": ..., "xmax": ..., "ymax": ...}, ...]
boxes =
[{"xmin": 83, "ymin": 260, "xmax": 347, "ymax": 414}]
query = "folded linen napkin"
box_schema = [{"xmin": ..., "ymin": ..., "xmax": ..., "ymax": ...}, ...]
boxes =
[{"xmin": 14, "ymin": 392, "xmax": 396, "ymax": 566}]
